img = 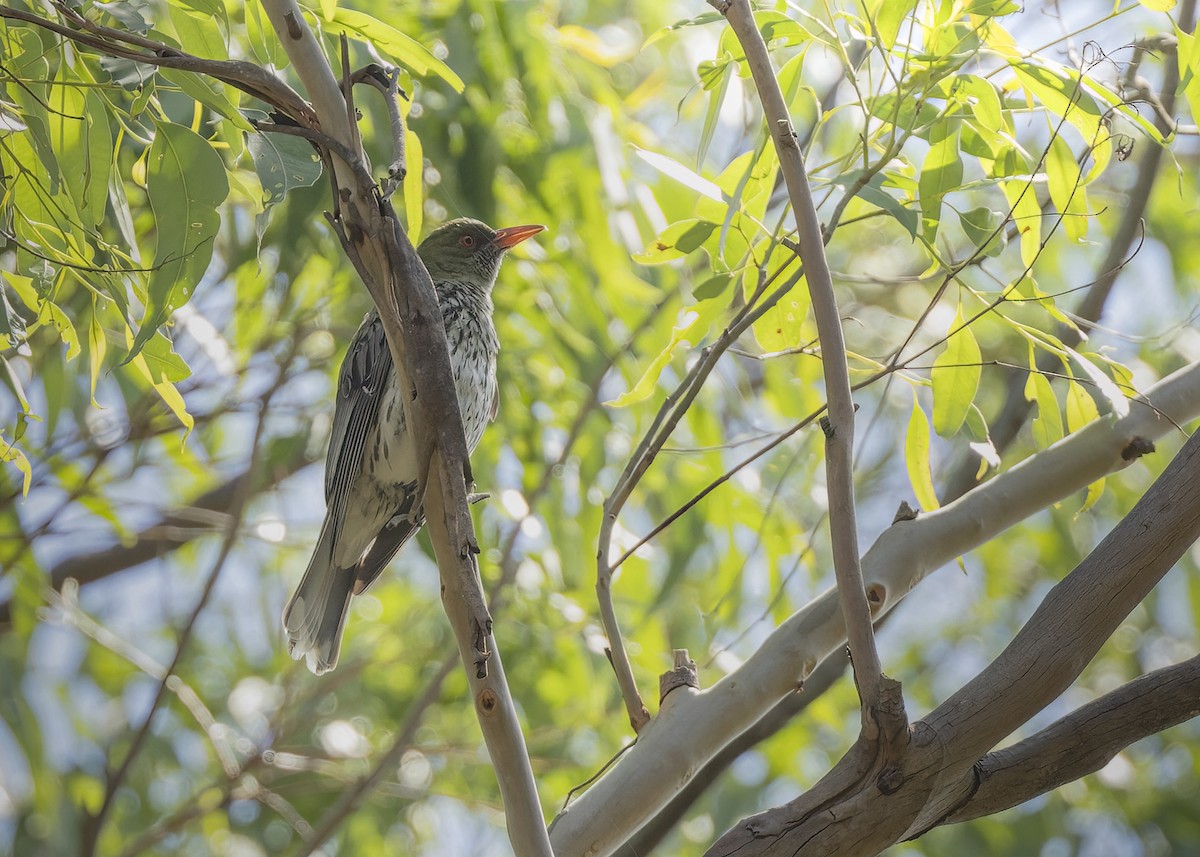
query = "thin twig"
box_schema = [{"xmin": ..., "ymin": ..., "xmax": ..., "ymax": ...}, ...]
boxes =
[
  {"xmin": 0, "ymin": 3, "xmax": 311, "ymax": 121},
  {"xmin": 943, "ymin": 0, "xmax": 1196, "ymax": 500},
  {"xmin": 292, "ymin": 654, "xmax": 459, "ymax": 857},
  {"xmin": 80, "ymin": 344, "xmax": 296, "ymax": 857},
  {"xmin": 713, "ymin": 0, "xmax": 882, "ymax": 724}
]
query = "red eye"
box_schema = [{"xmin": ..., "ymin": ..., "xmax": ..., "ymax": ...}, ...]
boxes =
[{"xmin": 460, "ymin": 234, "xmax": 475, "ymax": 248}]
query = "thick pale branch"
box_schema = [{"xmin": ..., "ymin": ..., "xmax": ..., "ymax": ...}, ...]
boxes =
[
  {"xmin": 549, "ymin": 360, "xmax": 1200, "ymax": 857},
  {"xmin": 903, "ymin": 428, "xmax": 1200, "ymax": 835},
  {"xmin": 944, "ymin": 653, "xmax": 1200, "ymax": 825},
  {"xmin": 712, "ymin": 0, "xmax": 881, "ymax": 719},
  {"xmin": 708, "ymin": 423, "xmax": 1200, "ymax": 857}
]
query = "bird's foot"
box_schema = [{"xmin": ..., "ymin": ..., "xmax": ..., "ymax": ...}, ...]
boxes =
[{"xmin": 459, "ymin": 570, "xmax": 493, "ymax": 678}]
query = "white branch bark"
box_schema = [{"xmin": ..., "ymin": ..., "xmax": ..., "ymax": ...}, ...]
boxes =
[{"xmin": 549, "ymin": 359, "xmax": 1200, "ymax": 857}]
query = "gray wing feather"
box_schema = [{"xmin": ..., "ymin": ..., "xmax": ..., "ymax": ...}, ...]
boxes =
[
  {"xmin": 352, "ymin": 481, "xmax": 423, "ymax": 594},
  {"xmin": 324, "ymin": 311, "xmax": 392, "ymax": 543}
]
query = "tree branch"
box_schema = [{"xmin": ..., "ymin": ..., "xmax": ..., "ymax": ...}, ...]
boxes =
[
  {"xmin": 257, "ymin": 4, "xmax": 551, "ymax": 853},
  {"xmin": 0, "ymin": 4, "xmax": 312, "ymax": 122},
  {"xmin": 549, "ymin": 359, "xmax": 1200, "ymax": 857},
  {"xmin": 707, "ymin": 423, "xmax": 1200, "ymax": 857},
  {"xmin": 943, "ymin": 653, "xmax": 1200, "ymax": 825},
  {"xmin": 712, "ymin": 0, "xmax": 882, "ymax": 725}
]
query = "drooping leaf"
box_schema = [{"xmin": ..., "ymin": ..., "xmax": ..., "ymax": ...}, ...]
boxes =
[
  {"xmin": 88, "ymin": 301, "xmax": 107, "ymax": 407},
  {"xmin": 1045, "ymin": 133, "xmax": 1088, "ymax": 242},
  {"xmin": 919, "ymin": 118, "xmax": 963, "ymax": 242},
  {"xmin": 1065, "ymin": 346, "xmax": 1129, "ymax": 418},
  {"xmin": 931, "ymin": 305, "xmax": 982, "ymax": 437},
  {"xmin": 959, "ymin": 206, "xmax": 1006, "ymax": 256},
  {"xmin": 634, "ymin": 147, "xmax": 724, "ymax": 202},
  {"xmin": 128, "ymin": 121, "xmax": 228, "ymax": 360},
  {"xmin": 906, "ymin": 391, "xmax": 940, "ymax": 511},
  {"xmin": 1025, "ymin": 371, "xmax": 1064, "ymax": 449},
  {"xmin": 327, "ymin": 8, "xmax": 465, "ymax": 92},
  {"xmin": 1065, "ymin": 377, "xmax": 1100, "ymax": 433},
  {"xmin": 606, "ymin": 299, "xmax": 726, "ymax": 408},
  {"xmin": 404, "ymin": 126, "xmax": 424, "ymax": 239}
]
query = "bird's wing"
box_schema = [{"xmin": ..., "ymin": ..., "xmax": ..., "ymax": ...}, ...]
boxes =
[
  {"xmin": 324, "ymin": 311, "xmax": 392, "ymax": 541},
  {"xmin": 352, "ymin": 481, "xmax": 423, "ymax": 594},
  {"xmin": 489, "ymin": 387, "xmax": 499, "ymax": 422}
]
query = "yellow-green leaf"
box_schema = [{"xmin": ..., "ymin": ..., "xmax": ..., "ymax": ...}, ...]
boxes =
[
  {"xmin": 0, "ymin": 431, "xmax": 32, "ymax": 496},
  {"xmin": 606, "ymin": 299, "xmax": 725, "ymax": 408},
  {"xmin": 1078, "ymin": 476, "xmax": 1106, "ymax": 515},
  {"xmin": 919, "ymin": 118, "xmax": 963, "ymax": 243},
  {"xmin": 1064, "ymin": 346, "xmax": 1129, "ymax": 418},
  {"xmin": 404, "ymin": 126, "xmax": 424, "ymax": 239},
  {"xmin": 931, "ymin": 305, "xmax": 981, "ymax": 437},
  {"xmin": 1065, "ymin": 378, "xmax": 1099, "ymax": 433},
  {"xmin": 1025, "ymin": 372, "xmax": 1064, "ymax": 449},
  {"xmin": 1003, "ymin": 177, "xmax": 1042, "ymax": 268},
  {"xmin": 1045, "ymin": 133, "xmax": 1088, "ymax": 242},
  {"xmin": 328, "ymin": 9, "xmax": 464, "ymax": 92},
  {"xmin": 129, "ymin": 121, "xmax": 228, "ymax": 359},
  {"xmin": 88, "ymin": 302, "xmax": 106, "ymax": 407},
  {"xmin": 906, "ymin": 392, "xmax": 940, "ymax": 511}
]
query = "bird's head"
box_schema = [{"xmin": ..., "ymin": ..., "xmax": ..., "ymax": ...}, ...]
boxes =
[{"xmin": 417, "ymin": 218, "xmax": 545, "ymax": 287}]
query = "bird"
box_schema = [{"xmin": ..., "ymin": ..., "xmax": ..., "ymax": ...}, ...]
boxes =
[{"xmin": 283, "ymin": 217, "xmax": 545, "ymax": 675}]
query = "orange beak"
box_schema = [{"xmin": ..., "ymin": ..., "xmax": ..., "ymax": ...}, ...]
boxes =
[{"xmin": 493, "ymin": 224, "xmax": 545, "ymax": 250}]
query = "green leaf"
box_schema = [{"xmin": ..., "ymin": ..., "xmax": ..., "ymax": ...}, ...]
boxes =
[
  {"xmin": 82, "ymin": 92, "xmax": 114, "ymax": 226},
  {"xmin": 633, "ymin": 220, "xmax": 718, "ymax": 265},
  {"xmin": 633, "ymin": 147, "xmax": 724, "ymax": 202},
  {"xmin": 1176, "ymin": 25, "xmax": 1200, "ymax": 128},
  {"xmin": 1045, "ymin": 133, "xmax": 1088, "ymax": 242},
  {"xmin": 698, "ymin": 59, "xmax": 732, "ymax": 169},
  {"xmin": 0, "ymin": 431, "xmax": 32, "ymax": 496},
  {"xmin": 906, "ymin": 392, "xmax": 940, "ymax": 511},
  {"xmin": 327, "ymin": 8, "xmax": 465, "ymax": 92},
  {"xmin": 959, "ymin": 207, "xmax": 1006, "ymax": 256},
  {"xmin": 1002, "ymin": 177, "xmax": 1042, "ymax": 268},
  {"xmin": 1065, "ymin": 346, "xmax": 1129, "ymax": 418},
  {"xmin": 169, "ymin": 2, "xmax": 226, "ymax": 60},
  {"xmin": 1025, "ymin": 371, "xmax": 1064, "ymax": 449},
  {"xmin": 606, "ymin": 299, "xmax": 726, "ymax": 407},
  {"xmin": 1139, "ymin": 0, "xmax": 1176, "ymax": 10},
  {"xmin": 128, "ymin": 121, "xmax": 228, "ymax": 360},
  {"xmin": 1065, "ymin": 378, "xmax": 1100, "ymax": 434},
  {"xmin": 125, "ymin": 327, "xmax": 194, "ymax": 438},
  {"xmin": 752, "ymin": 283, "xmax": 810, "ymax": 352},
  {"xmin": 644, "ymin": 12, "xmax": 724, "ymax": 49},
  {"xmin": 139, "ymin": 332, "xmax": 192, "ymax": 384},
  {"xmin": 919, "ymin": 118, "xmax": 963, "ymax": 242},
  {"xmin": 88, "ymin": 302, "xmax": 106, "ymax": 407},
  {"xmin": 249, "ymin": 130, "xmax": 323, "ymax": 208},
  {"xmin": 931, "ymin": 305, "xmax": 982, "ymax": 437},
  {"xmin": 860, "ymin": 184, "xmax": 919, "ymax": 239},
  {"xmin": 694, "ymin": 274, "xmax": 734, "ymax": 300},
  {"xmin": 870, "ymin": 0, "xmax": 917, "ymax": 51},
  {"xmin": 160, "ymin": 69, "xmax": 253, "ymax": 131}
]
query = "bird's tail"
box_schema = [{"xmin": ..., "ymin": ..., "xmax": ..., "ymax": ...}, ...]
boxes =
[{"xmin": 283, "ymin": 520, "xmax": 354, "ymax": 675}]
